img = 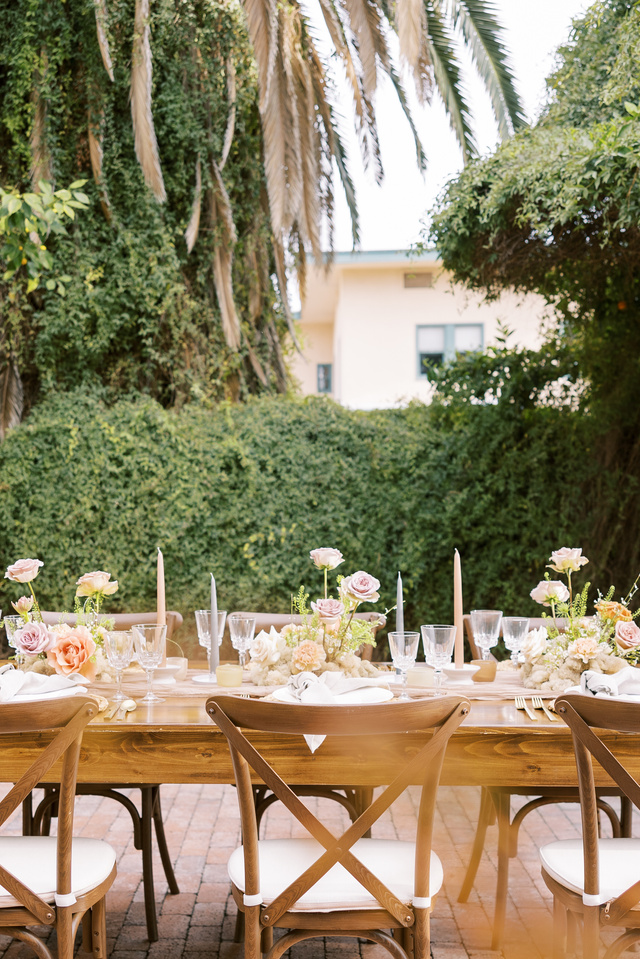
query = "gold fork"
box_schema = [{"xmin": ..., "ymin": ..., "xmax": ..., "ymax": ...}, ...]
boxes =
[
  {"xmin": 532, "ymin": 696, "xmax": 558, "ymax": 722},
  {"xmin": 515, "ymin": 696, "xmax": 539, "ymax": 721}
]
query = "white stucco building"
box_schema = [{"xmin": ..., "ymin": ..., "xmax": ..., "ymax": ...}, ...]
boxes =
[{"xmin": 292, "ymin": 250, "xmax": 547, "ymax": 409}]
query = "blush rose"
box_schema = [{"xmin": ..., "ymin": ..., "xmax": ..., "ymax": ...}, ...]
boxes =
[
  {"xmin": 530, "ymin": 580, "xmax": 570, "ymax": 606},
  {"xmin": 12, "ymin": 621, "xmax": 55, "ymax": 655},
  {"xmin": 309, "ymin": 548, "xmax": 344, "ymax": 570},
  {"xmin": 341, "ymin": 571, "xmax": 380, "ymax": 605},
  {"xmin": 615, "ymin": 620, "xmax": 640, "ymax": 652},
  {"xmin": 547, "ymin": 547, "xmax": 589, "ymax": 574},
  {"xmin": 75, "ymin": 570, "xmax": 118, "ymax": 597},
  {"xmin": 5, "ymin": 558, "xmax": 43, "ymax": 583}
]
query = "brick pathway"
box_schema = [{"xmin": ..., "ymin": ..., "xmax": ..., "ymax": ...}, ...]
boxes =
[{"xmin": 0, "ymin": 782, "xmax": 621, "ymax": 959}]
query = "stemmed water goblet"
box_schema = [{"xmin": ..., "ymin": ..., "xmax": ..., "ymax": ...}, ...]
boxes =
[
  {"xmin": 4, "ymin": 613, "xmax": 30, "ymax": 667},
  {"xmin": 470, "ymin": 609, "xmax": 503, "ymax": 661},
  {"xmin": 194, "ymin": 610, "xmax": 228, "ymax": 683},
  {"xmin": 104, "ymin": 630, "xmax": 134, "ymax": 703},
  {"xmin": 133, "ymin": 624, "xmax": 167, "ymax": 704},
  {"xmin": 387, "ymin": 631, "xmax": 420, "ymax": 701},
  {"xmin": 421, "ymin": 625, "xmax": 457, "ymax": 692},
  {"xmin": 502, "ymin": 617, "xmax": 530, "ymax": 665},
  {"xmin": 228, "ymin": 614, "xmax": 256, "ymax": 669}
]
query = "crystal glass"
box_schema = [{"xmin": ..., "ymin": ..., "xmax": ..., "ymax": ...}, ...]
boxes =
[
  {"xmin": 228, "ymin": 614, "xmax": 256, "ymax": 669},
  {"xmin": 421, "ymin": 625, "xmax": 457, "ymax": 692},
  {"xmin": 470, "ymin": 609, "xmax": 503, "ymax": 661},
  {"xmin": 502, "ymin": 617, "xmax": 530, "ymax": 665},
  {"xmin": 194, "ymin": 609, "xmax": 228, "ymax": 681},
  {"xmin": 4, "ymin": 613, "xmax": 31, "ymax": 666},
  {"xmin": 104, "ymin": 630, "xmax": 134, "ymax": 703},
  {"xmin": 133, "ymin": 624, "xmax": 167, "ymax": 704},
  {"xmin": 388, "ymin": 631, "xmax": 420, "ymax": 701}
]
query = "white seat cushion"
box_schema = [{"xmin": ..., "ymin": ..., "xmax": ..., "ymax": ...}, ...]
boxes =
[
  {"xmin": 228, "ymin": 838, "xmax": 443, "ymax": 912},
  {"xmin": 0, "ymin": 836, "xmax": 116, "ymax": 908},
  {"xmin": 540, "ymin": 838, "xmax": 640, "ymax": 906}
]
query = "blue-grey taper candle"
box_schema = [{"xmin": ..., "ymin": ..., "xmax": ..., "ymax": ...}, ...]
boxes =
[
  {"xmin": 396, "ymin": 571, "xmax": 404, "ymax": 635},
  {"xmin": 210, "ymin": 574, "xmax": 219, "ymax": 674}
]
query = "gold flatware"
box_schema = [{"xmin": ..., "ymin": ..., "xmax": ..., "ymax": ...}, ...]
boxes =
[
  {"xmin": 115, "ymin": 699, "xmax": 137, "ymax": 721},
  {"xmin": 532, "ymin": 696, "xmax": 558, "ymax": 722},
  {"xmin": 515, "ymin": 696, "xmax": 538, "ymax": 721},
  {"xmin": 103, "ymin": 702, "xmax": 120, "ymax": 721}
]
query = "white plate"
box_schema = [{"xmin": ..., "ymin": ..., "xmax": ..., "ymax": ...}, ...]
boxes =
[
  {"xmin": 10, "ymin": 686, "xmax": 88, "ymax": 704},
  {"xmin": 270, "ymin": 686, "xmax": 393, "ymax": 705}
]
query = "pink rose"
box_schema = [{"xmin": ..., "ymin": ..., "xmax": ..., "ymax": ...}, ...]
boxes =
[
  {"xmin": 311, "ymin": 598, "xmax": 345, "ymax": 621},
  {"xmin": 5, "ymin": 558, "xmax": 43, "ymax": 583},
  {"xmin": 11, "ymin": 596, "xmax": 34, "ymax": 615},
  {"xmin": 13, "ymin": 621, "xmax": 55, "ymax": 655},
  {"xmin": 75, "ymin": 570, "xmax": 118, "ymax": 597},
  {"xmin": 530, "ymin": 580, "xmax": 570, "ymax": 606},
  {"xmin": 309, "ymin": 548, "xmax": 344, "ymax": 570},
  {"xmin": 615, "ymin": 620, "xmax": 640, "ymax": 652},
  {"xmin": 547, "ymin": 547, "xmax": 589, "ymax": 574},
  {"xmin": 340, "ymin": 570, "xmax": 380, "ymax": 605},
  {"xmin": 46, "ymin": 625, "xmax": 97, "ymax": 681},
  {"xmin": 291, "ymin": 640, "xmax": 327, "ymax": 672}
]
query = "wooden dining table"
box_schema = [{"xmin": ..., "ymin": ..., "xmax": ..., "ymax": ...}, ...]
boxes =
[{"xmin": 2, "ymin": 685, "xmax": 638, "ymax": 789}]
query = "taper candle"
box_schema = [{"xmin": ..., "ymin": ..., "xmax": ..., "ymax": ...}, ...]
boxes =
[
  {"xmin": 396, "ymin": 571, "xmax": 404, "ymax": 636},
  {"xmin": 210, "ymin": 574, "xmax": 219, "ymax": 674},
  {"xmin": 453, "ymin": 548, "xmax": 464, "ymax": 668},
  {"xmin": 157, "ymin": 548, "xmax": 167, "ymax": 666}
]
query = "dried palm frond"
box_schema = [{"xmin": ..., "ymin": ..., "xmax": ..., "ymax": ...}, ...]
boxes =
[
  {"xmin": 88, "ymin": 106, "xmax": 113, "ymax": 224},
  {"xmin": 245, "ymin": 341, "xmax": 268, "ymax": 386},
  {"xmin": 209, "ymin": 161, "xmax": 241, "ymax": 350},
  {"xmin": 396, "ymin": 0, "xmax": 432, "ymax": 102},
  {"xmin": 273, "ymin": 235, "xmax": 302, "ymax": 354},
  {"xmin": 341, "ymin": 0, "xmax": 390, "ymax": 100},
  {"xmin": 184, "ymin": 158, "xmax": 202, "ymax": 253},
  {"xmin": 30, "ymin": 50, "xmax": 52, "ymax": 187},
  {"xmin": 243, "ymin": 0, "xmax": 278, "ymax": 110},
  {"xmin": 220, "ymin": 58, "xmax": 236, "ymax": 170},
  {"xmin": 0, "ymin": 362, "xmax": 24, "ymax": 440},
  {"xmin": 94, "ymin": 0, "xmax": 114, "ymax": 82},
  {"xmin": 131, "ymin": 0, "xmax": 166, "ymax": 202}
]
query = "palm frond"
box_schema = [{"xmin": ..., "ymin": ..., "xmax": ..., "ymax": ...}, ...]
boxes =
[
  {"xmin": 0, "ymin": 362, "xmax": 23, "ymax": 440},
  {"xmin": 94, "ymin": 0, "xmax": 114, "ymax": 82},
  {"xmin": 88, "ymin": 107, "xmax": 113, "ymax": 224},
  {"xmin": 184, "ymin": 158, "xmax": 201, "ymax": 253},
  {"xmin": 209, "ymin": 160, "xmax": 241, "ymax": 350},
  {"xmin": 131, "ymin": 0, "xmax": 166, "ymax": 202},
  {"xmin": 424, "ymin": 0, "xmax": 476, "ymax": 161},
  {"xmin": 395, "ymin": 0, "xmax": 432, "ymax": 102},
  {"xmin": 273, "ymin": 235, "xmax": 302, "ymax": 354},
  {"xmin": 449, "ymin": 0, "xmax": 526, "ymax": 138},
  {"xmin": 220, "ymin": 57, "xmax": 236, "ymax": 170},
  {"xmin": 242, "ymin": 0, "xmax": 278, "ymax": 110},
  {"xmin": 386, "ymin": 62, "xmax": 428, "ymax": 170},
  {"xmin": 341, "ymin": 0, "xmax": 390, "ymax": 99},
  {"xmin": 245, "ymin": 341, "xmax": 269, "ymax": 386}
]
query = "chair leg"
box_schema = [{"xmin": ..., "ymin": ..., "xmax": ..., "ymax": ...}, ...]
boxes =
[
  {"xmin": 234, "ymin": 908, "xmax": 246, "ymax": 942},
  {"xmin": 141, "ymin": 787, "xmax": 159, "ymax": 942},
  {"xmin": 82, "ymin": 910, "xmax": 93, "ymax": 952},
  {"xmin": 91, "ymin": 897, "xmax": 108, "ymax": 959},
  {"xmin": 261, "ymin": 924, "xmax": 273, "ymax": 955},
  {"xmin": 57, "ymin": 906, "xmax": 74, "ymax": 959},
  {"xmin": 151, "ymin": 786, "xmax": 180, "ymax": 894},
  {"xmin": 621, "ymin": 796, "xmax": 633, "ymax": 837},
  {"xmin": 582, "ymin": 905, "xmax": 600, "ymax": 959},
  {"xmin": 491, "ymin": 792, "xmax": 511, "ymax": 951},
  {"xmin": 552, "ymin": 897, "xmax": 567, "ymax": 959},
  {"xmin": 459, "ymin": 787, "xmax": 495, "ymax": 902}
]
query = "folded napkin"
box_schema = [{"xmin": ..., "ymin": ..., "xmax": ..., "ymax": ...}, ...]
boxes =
[
  {"xmin": 0, "ymin": 666, "xmax": 87, "ymax": 703},
  {"xmin": 285, "ymin": 671, "xmax": 391, "ymax": 752},
  {"xmin": 579, "ymin": 666, "xmax": 640, "ymax": 699}
]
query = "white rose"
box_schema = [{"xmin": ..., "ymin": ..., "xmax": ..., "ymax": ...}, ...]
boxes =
[
  {"xmin": 547, "ymin": 547, "xmax": 589, "ymax": 574},
  {"xmin": 309, "ymin": 548, "xmax": 344, "ymax": 570},
  {"xmin": 249, "ymin": 629, "xmax": 280, "ymax": 665},
  {"xmin": 530, "ymin": 580, "xmax": 570, "ymax": 606},
  {"xmin": 521, "ymin": 626, "xmax": 549, "ymax": 664}
]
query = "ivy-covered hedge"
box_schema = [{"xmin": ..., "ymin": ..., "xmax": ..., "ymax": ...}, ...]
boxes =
[{"xmin": 0, "ymin": 389, "xmax": 592, "ymax": 650}]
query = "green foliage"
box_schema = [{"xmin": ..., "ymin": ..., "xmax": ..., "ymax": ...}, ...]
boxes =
[{"xmin": 0, "ymin": 389, "xmax": 597, "ymax": 653}]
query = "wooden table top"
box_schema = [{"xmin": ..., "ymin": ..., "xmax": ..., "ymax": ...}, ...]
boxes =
[{"xmin": 2, "ymin": 684, "xmax": 636, "ymax": 791}]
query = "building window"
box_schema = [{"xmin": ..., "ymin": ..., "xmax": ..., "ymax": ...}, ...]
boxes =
[
  {"xmin": 317, "ymin": 363, "xmax": 332, "ymax": 393},
  {"xmin": 417, "ymin": 323, "xmax": 483, "ymax": 377},
  {"xmin": 404, "ymin": 271, "xmax": 433, "ymax": 289}
]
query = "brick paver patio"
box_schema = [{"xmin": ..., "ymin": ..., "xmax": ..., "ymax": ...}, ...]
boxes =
[{"xmin": 0, "ymin": 780, "xmax": 606, "ymax": 959}]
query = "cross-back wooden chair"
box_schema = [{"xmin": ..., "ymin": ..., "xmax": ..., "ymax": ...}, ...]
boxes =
[
  {"xmin": 540, "ymin": 693, "xmax": 640, "ymax": 959},
  {"xmin": 0, "ymin": 696, "xmax": 116, "ymax": 959},
  {"xmin": 24, "ymin": 610, "xmax": 184, "ymax": 943},
  {"xmin": 458, "ymin": 615, "xmax": 631, "ymax": 950},
  {"xmin": 207, "ymin": 694, "xmax": 469, "ymax": 959}
]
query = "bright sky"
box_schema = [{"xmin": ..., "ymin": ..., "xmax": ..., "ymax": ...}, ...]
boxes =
[{"xmin": 331, "ymin": 0, "xmax": 591, "ymax": 252}]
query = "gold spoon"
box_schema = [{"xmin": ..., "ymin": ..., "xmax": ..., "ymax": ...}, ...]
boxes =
[{"xmin": 115, "ymin": 699, "xmax": 137, "ymax": 721}]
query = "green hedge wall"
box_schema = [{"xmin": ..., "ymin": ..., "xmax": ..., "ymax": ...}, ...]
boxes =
[{"xmin": 0, "ymin": 390, "xmax": 591, "ymax": 644}]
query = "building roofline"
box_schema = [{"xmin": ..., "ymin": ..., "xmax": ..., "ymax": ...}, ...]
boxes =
[{"xmin": 316, "ymin": 249, "xmax": 439, "ymax": 267}]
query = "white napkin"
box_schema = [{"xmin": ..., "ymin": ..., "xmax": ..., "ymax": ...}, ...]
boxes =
[
  {"xmin": 286, "ymin": 672, "xmax": 390, "ymax": 752},
  {"xmin": 0, "ymin": 667, "xmax": 87, "ymax": 703},
  {"xmin": 579, "ymin": 666, "xmax": 640, "ymax": 699}
]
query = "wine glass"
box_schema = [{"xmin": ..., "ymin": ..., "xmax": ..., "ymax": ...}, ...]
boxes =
[
  {"xmin": 421, "ymin": 625, "xmax": 457, "ymax": 692},
  {"xmin": 387, "ymin": 631, "xmax": 420, "ymax": 701},
  {"xmin": 502, "ymin": 617, "xmax": 530, "ymax": 665},
  {"xmin": 133, "ymin": 624, "xmax": 167, "ymax": 704},
  {"xmin": 194, "ymin": 609, "xmax": 228, "ymax": 682},
  {"xmin": 5, "ymin": 613, "xmax": 30, "ymax": 667},
  {"xmin": 104, "ymin": 630, "xmax": 134, "ymax": 703},
  {"xmin": 228, "ymin": 614, "xmax": 256, "ymax": 669},
  {"xmin": 470, "ymin": 609, "xmax": 503, "ymax": 661}
]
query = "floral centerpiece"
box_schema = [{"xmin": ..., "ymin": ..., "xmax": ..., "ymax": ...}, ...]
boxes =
[
  {"xmin": 247, "ymin": 548, "xmax": 385, "ymax": 686},
  {"xmin": 520, "ymin": 547, "xmax": 640, "ymax": 692},
  {"xmin": 3, "ymin": 558, "xmax": 118, "ymax": 682}
]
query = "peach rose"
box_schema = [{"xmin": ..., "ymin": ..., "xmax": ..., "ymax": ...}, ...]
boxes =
[
  {"xmin": 11, "ymin": 595, "xmax": 34, "ymax": 615},
  {"xmin": 5, "ymin": 558, "xmax": 43, "ymax": 583},
  {"xmin": 547, "ymin": 547, "xmax": 589, "ymax": 574},
  {"xmin": 291, "ymin": 640, "xmax": 327, "ymax": 672},
  {"xmin": 615, "ymin": 620, "xmax": 640, "ymax": 652},
  {"xmin": 46, "ymin": 625, "xmax": 97, "ymax": 681},
  {"xmin": 75, "ymin": 570, "xmax": 118, "ymax": 598},
  {"xmin": 530, "ymin": 580, "xmax": 570, "ymax": 606},
  {"xmin": 309, "ymin": 548, "xmax": 344, "ymax": 570},
  {"xmin": 596, "ymin": 600, "xmax": 632, "ymax": 623},
  {"xmin": 340, "ymin": 571, "xmax": 380, "ymax": 605}
]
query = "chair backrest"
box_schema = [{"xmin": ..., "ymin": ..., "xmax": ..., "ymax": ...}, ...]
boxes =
[
  {"xmin": 0, "ymin": 696, "xmax": 97, "ymax": 921},
  {"xmin": 555, "ymin": 693, "xmax": 640, "ymax": 917},
  {"xmin": 207, "ymin": 694, "xmax": 468, "ymax": 924},
  {"xmin": 40, "ymin": 610, "xmax": 183, "ymax": 640},
  {"xmin": 463, "ymin": 615, "xmax": 566, "ymax": 661},
  {"xmin": 229, "ymin": 611, "xmax": 386, "ymax": 661}
]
